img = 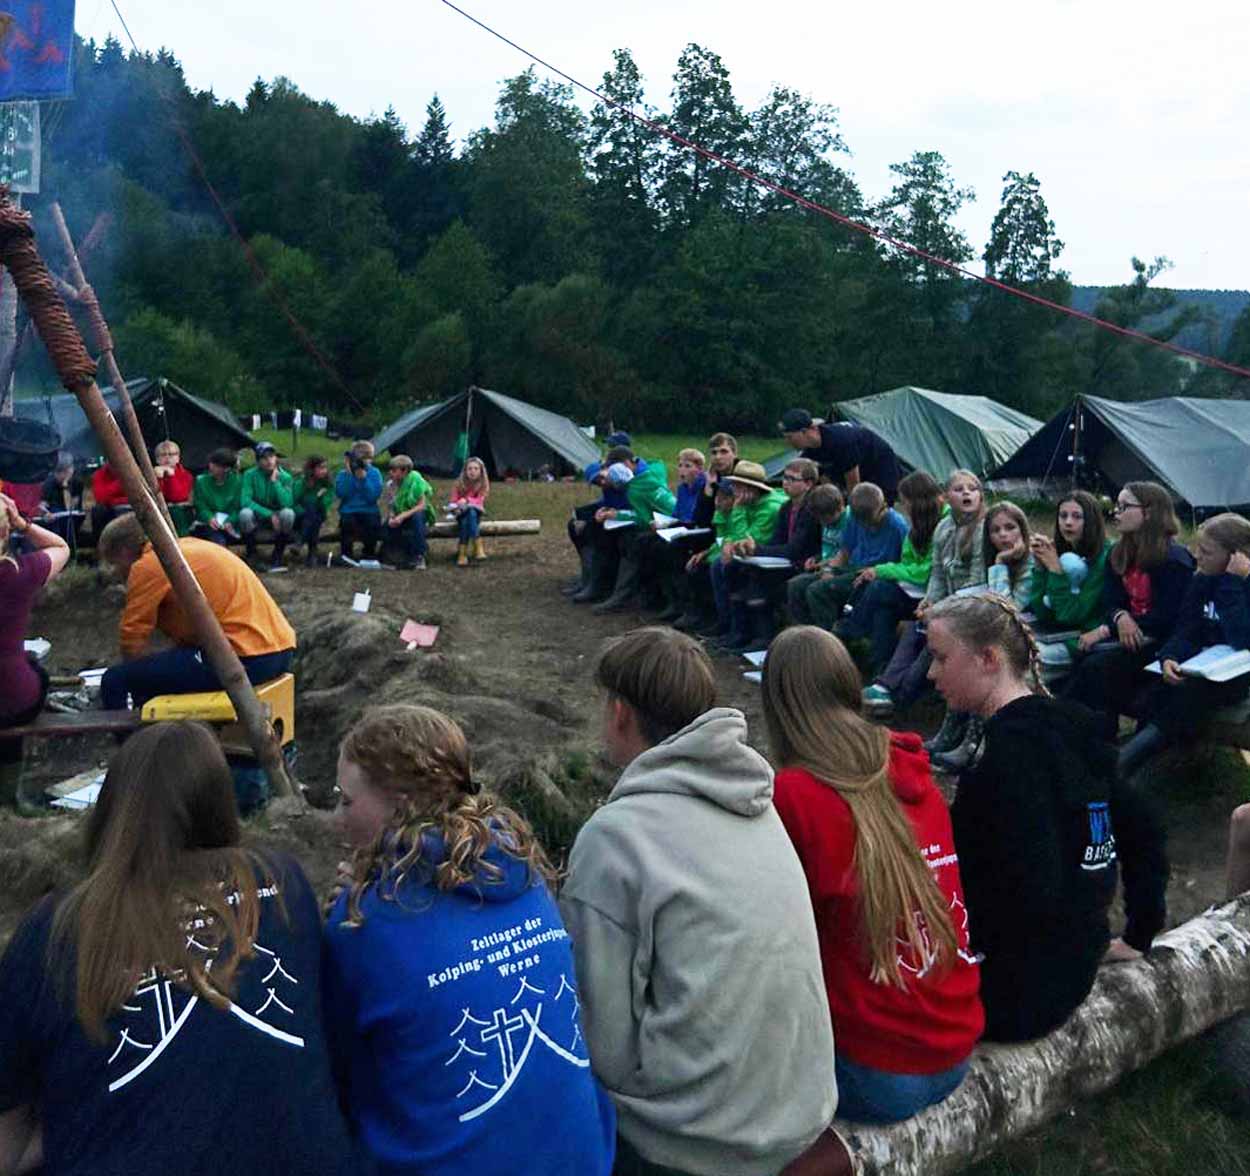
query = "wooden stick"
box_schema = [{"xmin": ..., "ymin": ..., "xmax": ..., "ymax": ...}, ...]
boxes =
[
  {"xmin": 0, "ymin": 191, "xmax": 296, "ymax": 800},
  {"xmin": 49, "ymin": 202, "xmax": 173, "ymax": 530}
]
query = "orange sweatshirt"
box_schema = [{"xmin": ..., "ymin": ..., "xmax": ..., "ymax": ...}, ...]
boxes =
[{"xmin": 120, "ymin": 537, "xmax": 296, "ymax": 659}]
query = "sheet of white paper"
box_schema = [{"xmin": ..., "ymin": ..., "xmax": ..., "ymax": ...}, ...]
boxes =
[
  {"xmin": 50, "ymin": 780, "xmax": 104, "ymax": 810},
  {"xmin": 23, "ymin": 638, "xmax": 51, "ymax": 660},
  {"xmin": 736, "ymin": 555, "xmax": 792, "ymax": 569},
  {"xmin": 603, "ymin": 518, "xmax": 636, "ymax": 531},
  {"xmin": 741, "ymin": 650, "xmax": 767, "ymax": 667},
  {"xmin": 651, "ymin": 512, "xmax": 677, "ymax": 528},
  {"xmin": 352, "ymin": 591, "xmax": 372, "ymax": 614},
  {"xmin": 742, "ymin": 670, "xmax": 762, "ymax": 683},
  {"xmin": 657, "ymin": 526, "xmax": 711, "ymax": 543}
]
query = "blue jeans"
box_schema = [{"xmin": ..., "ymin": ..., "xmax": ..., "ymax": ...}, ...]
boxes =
[
  {"xmin": 839, "ymin": 579, "xmax": 917, "ymax": 677},
  {"xmin": 709, "ymin": 558, "xmax": 732, "ymax": 624},
  {"xmin": 457, "ymin": 507, "xmax": 481, "ymax": 542},
  {"xmin": 102, "ymin": 648, "xmax": 294, "ymax": 712},
  {"xmin": 835, "ymin": 1054, "xmax": 969, "ymax": 1124},
  {"xmin": 401, "ymin": 513, "xmax": 428, "ymax": 560}
]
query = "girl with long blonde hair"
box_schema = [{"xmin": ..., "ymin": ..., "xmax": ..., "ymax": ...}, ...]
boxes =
[
  {"xmin": 763, "ymin": 627, "xmax": 982, "ymax": 1123},
  {"xmin": 450, "ymin": 456, "xmax": 490, "ymax": 565},
  {"xmin": 323, "ymin": 704, "xmax": 615, "ymax": 1176}
]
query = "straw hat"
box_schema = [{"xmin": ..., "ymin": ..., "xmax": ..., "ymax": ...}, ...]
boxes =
[{"xmin": 724, "ymin": 460, "xmax": 772, "ymax": 493}]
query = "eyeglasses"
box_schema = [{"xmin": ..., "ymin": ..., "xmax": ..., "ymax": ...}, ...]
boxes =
[
  {"xmin": 781, "ymin": 473, "xmax": 807, "ymax": 482},
  {"xmin": 1114, "ymin": 502, "xmax": 1143, "ymax": 514}
]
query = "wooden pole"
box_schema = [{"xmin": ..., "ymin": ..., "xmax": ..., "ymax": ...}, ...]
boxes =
[
  {"xmin": 0, "ymin": 189, "xmax": 296, "ymax": 800},
  {"xmin": 0, "ymin": 212, "xmax": 111, "ymax": 410},
  {"xmin": 49, "ymin": 202, "xmax": 172, "ymax": 530}
]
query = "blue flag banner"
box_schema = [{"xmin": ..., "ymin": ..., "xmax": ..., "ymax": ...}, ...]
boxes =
[{"xmin": 0, "ymin": 1, "xmax": 75, "ymax": 101}]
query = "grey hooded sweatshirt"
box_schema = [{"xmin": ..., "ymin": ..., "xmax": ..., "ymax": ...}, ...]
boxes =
[{"xmin": 560, "ymin": 707, "xmax": 836, "ymax": 1176}]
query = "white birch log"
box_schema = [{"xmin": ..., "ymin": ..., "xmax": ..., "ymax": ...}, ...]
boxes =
[
  {"xmin": 428, "ymin": 518, "xmax": 540, "ymax": 538},
  {"xmin": 838, "ymin": 894, "xmax": 1250, "ymax": 1176}
]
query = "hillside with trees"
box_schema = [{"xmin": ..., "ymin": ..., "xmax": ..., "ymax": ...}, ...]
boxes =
[{"xmin": 16, "ymin": 36, "xmax": 1250, "ymax": 428}]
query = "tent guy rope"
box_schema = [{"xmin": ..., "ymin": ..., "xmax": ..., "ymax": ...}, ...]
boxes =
[{"xmin": 436, "ymin": 0, "xmax": 1250, "ymax": 383}]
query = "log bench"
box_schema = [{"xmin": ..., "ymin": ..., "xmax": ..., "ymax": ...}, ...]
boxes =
[{"xmin": 3, "ymin": 709, "xmax": 139, "ymax": 740}]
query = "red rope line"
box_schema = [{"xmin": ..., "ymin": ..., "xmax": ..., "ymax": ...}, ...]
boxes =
[{"xmin": 438, "ymin": 0, "xmax": 1250, "ymax": 382}]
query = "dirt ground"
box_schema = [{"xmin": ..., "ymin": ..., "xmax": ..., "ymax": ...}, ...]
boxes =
[{"xmin": 6, "ymin": 476, "xmax": 1242, "ymax": 949}]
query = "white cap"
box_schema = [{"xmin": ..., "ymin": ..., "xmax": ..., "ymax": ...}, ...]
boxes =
[{"xmin": 606, "ymin": 462, "xmax": 634, "ymax": 486}]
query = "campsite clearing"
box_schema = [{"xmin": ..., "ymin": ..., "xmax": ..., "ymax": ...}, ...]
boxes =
[{"xmin": 6, "ymin": 473, "xmax": 1250, "ymax": 1173}]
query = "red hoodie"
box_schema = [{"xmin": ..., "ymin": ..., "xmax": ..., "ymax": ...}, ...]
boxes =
[
  {"xmin": 91, "ymin": 464, "xmax": 128, "ymax": 508},
  {"xmin": 157, "ymin": 463, "xmax": 194, "ymax": 505},
  {"xmin": 773, "ymin": 731, "xmax": 984, "ymax": 1074}
]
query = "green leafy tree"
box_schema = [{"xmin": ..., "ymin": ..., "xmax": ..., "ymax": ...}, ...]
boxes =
[
  {"xmin": 658, "ymin": 44, "xmax": 748, "ymax": 228},
  {"xmin": 464, "ymin": 69, "xmax": 594, "ymax": 286},
  {"xmin": 402, "ymin": 312, "xmax": 472, "ymax": 404},
  {"xmin": 966, "ymin": 171, "xmax": 1070, "ymax": 414}
]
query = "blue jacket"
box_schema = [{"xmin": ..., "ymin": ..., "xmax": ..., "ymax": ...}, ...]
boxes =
[
  {"xmin": 1102, "ymin": 540, "xmax": 1195, "ymax": 640},
  {"xmin": 842, "ymin": 507, "xmax": 909, "ymax": 567},
  {"xmin": 674, "ymin": 474, "xmax": 706, "ymax": 524},
  {"xmin": 586, "ymin": 457, "xmax": 647, "ymax": 511},
  {"xmin": 1159, "ymin": 572, "xmax": 1250, "ymax": 665},
  {"xmin": 323, "ymin": 838, "xmax": 615, "ymax": 1176},
  {"xmin": 335, "ymin": 466, "xmax": 383, "ymax": 516}
]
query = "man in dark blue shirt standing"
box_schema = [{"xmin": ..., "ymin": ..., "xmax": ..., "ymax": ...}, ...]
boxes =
[{"xmin": 780, "ymin": 408, "xmax": 900, "ymax": 503}]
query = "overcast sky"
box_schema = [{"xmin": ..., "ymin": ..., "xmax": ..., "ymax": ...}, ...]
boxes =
[{"xmin": 78, "ymin": 0, "xmax": 1249, "ymax": 290}]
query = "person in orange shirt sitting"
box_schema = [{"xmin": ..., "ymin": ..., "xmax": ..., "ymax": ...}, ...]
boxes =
[{"xmin": 95, "ymin": 514, "xmax": 296, "ymax": 711}]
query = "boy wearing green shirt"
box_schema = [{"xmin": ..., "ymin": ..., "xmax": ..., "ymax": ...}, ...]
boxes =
[
  {"xmin": 191, "ymin": 447, "xmax": 243, "ymax": 547},
  {"xmin": 293, "ymin": 455, "xmax": 335, "ymax": 567},
  {"xmin": 385, "ymin": 455, "xmax": 436, "ymax": 570},
  {"xmin": 239, "ymin": 441, "xmax": 296, "ymax": 571}
]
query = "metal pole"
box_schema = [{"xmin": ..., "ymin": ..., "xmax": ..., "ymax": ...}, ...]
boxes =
[
  {"xmin": 49, "ymin": 202, "xmax": 173, "ymax": 530},
  {"xmin": 0, "ymin": 190, "xmax": 295, "ymax": 800}
]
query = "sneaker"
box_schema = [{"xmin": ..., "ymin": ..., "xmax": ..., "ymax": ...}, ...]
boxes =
[
  {"xmin": 413, "ymin": 556, "xmax": 427, "ymax": 570},
  {"xmin": 862, "ymin": 684, "xmax": 894, "ymax": 712},
  {"xmin": 264, "ymin": 564, "xmax": 288, "ymax": 574}
]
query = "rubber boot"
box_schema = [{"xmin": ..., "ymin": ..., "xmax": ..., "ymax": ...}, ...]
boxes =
[
  {"xmin": 562, "ymin": 547, "xmax": 592, "ymax": 596},
  {"xmin": 456, "ymin": 543, "xmax": 469, "ymax": 567},
  {"xmin": 1118, "ymin": 722, "xmax": 1169, "ymax": 780},
  {"xmin": 593, "ymin": 552, "xmax": 642, "ymax": 614},
  {"xmin": 305, "ymin": 543, "xmax": 319, "ymax": 568},
  {"xmin": 244, "ymin": 532, "xmax": 258, "ymax": 563},
  {"xmin": 711, "ymin": 600, "xmax": 752, "ymax": 652},
  {"xmin": 739, "ymin": 602, "xmax": 776, "ymax": 654},
  {"xmin": 270, "ymin": 534, "xmax": 288, "ymax": 570},
  {"xmin": 923, "ymin": 710, "xmax": 969, "ymax": 754},
  {"xmin": 473, "ymin": 538, "xmax": 487, "ymax": 561},
  {"xmin": 571, "ymin": 549, "xmax": 611, "ymax": 604},
  {"xmin": 654, "ymin": 572, "xmax": 685, "ymax": 624}
]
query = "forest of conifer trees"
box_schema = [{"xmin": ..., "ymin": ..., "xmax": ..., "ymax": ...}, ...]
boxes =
[{"xmin": 20, "ymin": 35, "xmax": 1250, "ymax": 428}]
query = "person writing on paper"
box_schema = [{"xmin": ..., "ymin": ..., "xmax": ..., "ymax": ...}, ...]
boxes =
[
  {"xmin": 591, "ymin": 448, "xmax": 677, "ymax": 615},
  {"xmin": 191, "ymin": 448, "xmax": 243, "ymax": 546},
  {"xmin": 96, "ymin": 514, "xmax": 296, "ymax": 712},
  {"xmin": 0, "ymin": 492, "xmax": 71, "ymax": 810},
  {"xmin": 1065, "ymin": 482, "xmax": 1194, "ymax": 742},
  {"xmin": 1116, "ymin": 513, "xmax": 1250, "ymax": 779},
  {"xmin": 721, "ymin": 458, "xmax": 821, "ymax": 653},
  {"xmin": 702, "ymin": 461, "xmax": 787, "ymax": 648}
]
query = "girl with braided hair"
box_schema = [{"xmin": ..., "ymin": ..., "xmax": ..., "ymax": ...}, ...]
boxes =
[
  {"xmin": 323, "ymin": 705, "xmax": 615, "ymax": 1176},
  {"xmin": 925, "ymin": 595, "xmax": 1123, "ymax": 1041}
]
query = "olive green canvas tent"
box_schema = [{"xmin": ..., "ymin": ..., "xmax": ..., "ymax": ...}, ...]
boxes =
[
  {"xmin": 763, "ymin": 387, "xmax": 1041, "ymax": 482},
  {"xmin": 374, "ymin": 386, "xmax": 599, "ymax": 477},
  {"xmin": 991, "ymin": 394, "xmax": 1250, "ymax": 516}
]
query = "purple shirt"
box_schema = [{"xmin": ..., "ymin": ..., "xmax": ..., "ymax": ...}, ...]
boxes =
[{"xmin": 0, "ymin": 550, "xmax": 51, "ymax": 721}]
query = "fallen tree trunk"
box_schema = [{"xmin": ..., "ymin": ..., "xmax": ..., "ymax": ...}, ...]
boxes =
[
  {"xmin": 302, "ymin": 519, "xmax": 542, "ymax": 544},
  {"xmin": 838, "ymin": 894, "xmax": 1250, "ymax": 1175}
]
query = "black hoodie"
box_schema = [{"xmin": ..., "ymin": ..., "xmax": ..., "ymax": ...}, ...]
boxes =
[{"xmin": 951, "ymin": 694, "xmax": 1119, "ymax": 1042}]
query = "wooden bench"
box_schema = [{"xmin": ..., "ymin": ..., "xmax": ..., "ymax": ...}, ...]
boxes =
[{"xmin": 4, "ymin": 709, "xmax": 139, "ymax": 740}]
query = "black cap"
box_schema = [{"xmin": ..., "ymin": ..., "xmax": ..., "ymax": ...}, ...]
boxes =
[
  {"xmin": 779, "ymin": 408, "xmax": 813, "ymax": 433},
  {"xmin": 254, "ymin": 441, "xmax": 277, "ymax": 457},
  {"xmin": 605, "ymin": 430, "xmax": 631, "ymax": 447}
]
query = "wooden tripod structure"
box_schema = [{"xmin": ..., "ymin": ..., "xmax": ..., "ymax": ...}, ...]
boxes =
[{"xmin": 0, "ymin": 188, "xmax": 295, "ymax": 799}]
